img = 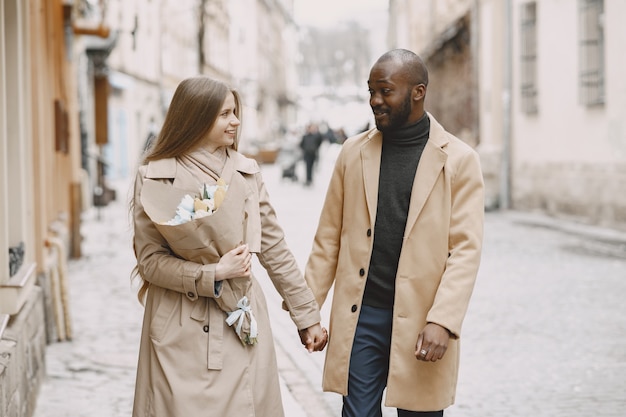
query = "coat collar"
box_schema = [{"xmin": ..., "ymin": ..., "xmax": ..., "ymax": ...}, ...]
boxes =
[
  {"xmin": 360, "ymin": 112, "xmax": 449, "ymax": 230},
  {"xmin": 144, "ymin": 148, "xmax": 260, "ymax": 180},
  {"xmin": 405, "ymin": 114, "xmax": 448, "ymax": 236}
]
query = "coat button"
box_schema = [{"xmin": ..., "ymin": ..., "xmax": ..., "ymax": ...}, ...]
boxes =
[
  {"xmin": 367, "ymin": 229, "xmax": 372, "ymax": 237},
  {"xmin": 359, "ymin": 268, "xmax": 365, "ymax": 276},
  {"xmin": 351, "ymin": 304, "xmax": 358, "ymax": 313},
  {"xmin": 187, "ymin": 291, "xmax": 195, "ymax": 298},
  {"xmin": 203, "ymin": 325, "xmax": 209, "ymax": 333}
]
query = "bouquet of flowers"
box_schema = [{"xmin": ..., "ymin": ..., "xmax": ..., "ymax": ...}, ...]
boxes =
[
  {"xmin": 162, "ymin": 180, "xmax": 228, "ymax": 225},
  {"xmin": 140, "ymin": 177, "xmax": 258, "ymax": 345}
]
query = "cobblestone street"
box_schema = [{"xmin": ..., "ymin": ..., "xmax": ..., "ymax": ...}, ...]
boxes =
[{"xmin": 33, "ymin": 144, "xmax": 626, "ymax": 417}]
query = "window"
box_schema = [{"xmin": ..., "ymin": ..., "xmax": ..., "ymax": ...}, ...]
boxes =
[
  {"xmin": 520, "ymin": 2, "xmax": 538, "ymax": 114},
  {"xmin": 1, "ymin": 0, "xmax": 34, "ymax": 316},
  {"xmin": 2, "ymin": 0, "xmax": 29, "ymax": 284},
  {"xmin": 578, "ymin": 0, "xmax": 604, "ymax": 106}
]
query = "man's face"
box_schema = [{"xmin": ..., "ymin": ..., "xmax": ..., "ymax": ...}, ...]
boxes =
[{"xmin": 368, "ymin": 60, "xmax": 415, "ymax": 133}]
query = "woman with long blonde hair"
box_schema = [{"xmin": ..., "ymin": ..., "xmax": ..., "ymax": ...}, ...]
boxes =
[{"xmin": 131, "ymin": 76, "xmax": 327, "ymax": 416}]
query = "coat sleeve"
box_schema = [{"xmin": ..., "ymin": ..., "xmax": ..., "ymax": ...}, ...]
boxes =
[
  {"xmin": 426, "ymin": 147, "xmax": 484, "ymax": 338},
  {"xmin": 133, "ymin": 168, "xmax": 222, "ymax": 300},
  {"xmin": 253, "ymin": 171, "xmax": 322, "ymax": 331},
  {"xmin": 303, "ymin": 145, "xmax": 346, "ymax": 309}
]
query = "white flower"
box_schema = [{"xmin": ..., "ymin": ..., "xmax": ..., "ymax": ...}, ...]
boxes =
[
  {"xmin": 162, "ymin": 182, "xmax": 228, "ymax": 225},
  {"xmin": 179, "ymin": 194, "xmax": 195, "ymax": 213}
]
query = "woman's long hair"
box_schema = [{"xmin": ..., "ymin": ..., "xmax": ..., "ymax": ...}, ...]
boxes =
[
  {"xmin": 143, "ymin": 76, "xmax": 242, "ymax": 163},
  {"xmin": 132, "ymin": 76, "xmax": 243, "ymax": 303}
]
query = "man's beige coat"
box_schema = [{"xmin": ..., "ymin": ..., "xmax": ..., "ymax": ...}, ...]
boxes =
[
  {"xmin": 132, "ymin": 150, "xmax": 320, "ymax": 417},
  {"xmin": 304, "ymin": 114, "xmax": 484, "ymax": 411}
]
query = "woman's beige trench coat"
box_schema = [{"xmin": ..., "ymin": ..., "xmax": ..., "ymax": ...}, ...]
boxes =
[
  {"xmin": 304, "ymin": 114, "xmax": 484, "ymax": 411},
  {"xmin": 132, "ymin": 150, "xmax": 320, "ymax": 417}
]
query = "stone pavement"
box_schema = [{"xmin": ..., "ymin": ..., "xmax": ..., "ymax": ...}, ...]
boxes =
[{"xmin": 33, "ymin": 143, "xmax": 626, "ymax": 416}]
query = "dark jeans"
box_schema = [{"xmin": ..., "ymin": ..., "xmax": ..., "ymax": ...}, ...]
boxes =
[
  {"xmin": 342, "ymin": 305, "xmax": 444, "ymax": 417},
  {"xmin": 302, "ymin": 152, "xmax": 316, "ymax": 185}
]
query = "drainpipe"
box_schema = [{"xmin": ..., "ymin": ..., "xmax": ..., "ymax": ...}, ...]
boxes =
[
  {"xmin": 500, "ymin": 0, "xmax": 512, "ymax": 210},
  {"xmin": 471, "ymin": 0, "xmax": 479, "ymax": 144}
]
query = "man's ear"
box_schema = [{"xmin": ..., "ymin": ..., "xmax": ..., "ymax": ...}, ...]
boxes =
[{"xmin": 413, "ymin": 84, "xmax": 426, "ymax": 101}]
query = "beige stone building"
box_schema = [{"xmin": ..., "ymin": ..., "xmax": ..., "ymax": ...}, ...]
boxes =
[
  {"xmin": 100, "ymin": 0, "xmax": 297, "ymax": 177},
  {"xmin": 1, "ymin": 1, "xmax": 299, "ymax": 415},
  {"xmin": 100, "ymin": 0, "xmax": 231, "ymax": 179},
  {"xmin": 389, "ymin": 0, "xmax": 626, "ymax": 230},
  {"xmin": 389, "ymin": 0, "xmax": 479, "ymax": 142},
  {"xmin": 230, "ymin": 0, "xmax": 298, "ymax": 158},
  {"xmin": 1, "ymin": 0, "xmax": 113, "ymax": 415}
]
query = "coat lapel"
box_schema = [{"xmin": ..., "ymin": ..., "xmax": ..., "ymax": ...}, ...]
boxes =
[
  {"xmin": 144, "ymin": 157, "xmax": 200, "ymax": 193},
  {"xmin": 360, "ymin": 130, "xmax": 383, "ymax": 227},
  {"xmin": 404, "ymin": 114, "xmax": 449, "ymax": 236}
]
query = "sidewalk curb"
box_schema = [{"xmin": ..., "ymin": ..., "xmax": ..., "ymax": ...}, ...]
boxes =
[{"xmin": 502, "ymin": 210, "xmax": 626, "ymax": 258}]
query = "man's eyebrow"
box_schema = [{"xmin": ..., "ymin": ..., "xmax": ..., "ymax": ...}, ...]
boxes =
[{"xmin": 368, "ymin": 79, "xmax": 393, "ymax": 86}]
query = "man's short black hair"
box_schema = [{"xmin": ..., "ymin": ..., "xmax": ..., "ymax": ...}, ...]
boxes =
[{"xmin": 376, "ymin": 49, "xmax": 429, "ymax": 86}]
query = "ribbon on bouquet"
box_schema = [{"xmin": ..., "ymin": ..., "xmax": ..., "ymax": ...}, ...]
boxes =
[{"xmin": 225, "ymin": 296, "xmax": 258, "ymax": 345}]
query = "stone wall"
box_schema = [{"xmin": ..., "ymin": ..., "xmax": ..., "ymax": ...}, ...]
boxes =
[
  {"xmin": 424, "ymin": 14, "xmax": 478, "ymax": 148},
  {"xmin": 0, "ymin": 287, "xmax": 47, "ymax": 417},
  {"xmin": 477, "ymin": 144, "xmax": 502, "ymax": 211},
  {"xmin": 513, "ymin": 162, "xmax": 626, "ymax": 232}
]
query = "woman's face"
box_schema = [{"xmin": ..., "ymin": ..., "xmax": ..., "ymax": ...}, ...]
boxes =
[{"xmin": 203, "ymin": 92, "xmax": 240, "ymax": 152}]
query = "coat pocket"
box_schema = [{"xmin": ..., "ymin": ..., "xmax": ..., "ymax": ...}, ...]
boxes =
[{"xmin": 149, "ymin": 287, "xmax": 181, "ymax": 342}]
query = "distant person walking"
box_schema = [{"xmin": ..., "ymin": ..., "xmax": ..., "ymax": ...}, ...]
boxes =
[{"xmin": 300, "ymin": 123, "xmax": 323, "ymax": 186}]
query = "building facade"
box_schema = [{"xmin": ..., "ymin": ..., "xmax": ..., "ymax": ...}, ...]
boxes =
[
  {"xmin": 230, "ymin": 0, "xmax": 298, "ymax": 158},
  {"xmin": 389, "ymin": 0, "xmax": 626, "ymax": 230},
  {"xmin": 1, "ymin": 1, "xmax": 300, "ymax": 415},
  {"xmin": 478, "ymin": 0, "xmax": 626, "ymax": 228},
  {"xmin": 388, "ymin": 0, "xmax": 477, "ymax": 142},
  {"xmin": 101, "ymin": 0, "xmax": 298, "ymax": 178},
  {"xmin": 0, "ymin": 0, "xmax": 112, "ymax": 415}
]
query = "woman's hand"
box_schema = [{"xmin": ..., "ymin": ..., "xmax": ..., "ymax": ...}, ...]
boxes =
[
  {"xmin": 298, "ymin": 323, "xmax": 328, "ymax": 353},
  {"xmin": 215, "ymin": 244, "xmax": 252, "ymax": 281}
]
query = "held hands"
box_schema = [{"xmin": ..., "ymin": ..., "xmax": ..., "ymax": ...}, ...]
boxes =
[
  {"xmin": 215, "ymin": 244, "xmax": 252, "ymax": 281},
  {"xmin": 298, "ymin": 323, "xmax": 328, "ymax": 353},
  {"xmin": 415, "ymin": 322, "xmax": 451, "ymax": 362}
]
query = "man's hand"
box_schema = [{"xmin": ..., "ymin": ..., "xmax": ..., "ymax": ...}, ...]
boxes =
[
  {"xmin": 298, "ymin": 323, "xmax": 328, "ymax": 353},
  {"xmin": 415, "ymin": 323, "xmax": 450, "ymax": 362}
]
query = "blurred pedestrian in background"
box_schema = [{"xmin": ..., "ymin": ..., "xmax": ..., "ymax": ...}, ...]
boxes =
[
  {"xmin": 334, "ymin": 127, "xmax": 348, "ymax": 144},
  {"xmin": 304, "ymin": 49, "xmax": 484, "ymax": 416},
  {"xmin": 300, "ymin": 122, "xmax": 323, "ymax": 186},
  {"xmin": 130, "ymin": 76, "xmax": 327, "ymax": 417},
  {"xmin": 277, "ymin": 127, "xmax": 302, "ymax": 182}
]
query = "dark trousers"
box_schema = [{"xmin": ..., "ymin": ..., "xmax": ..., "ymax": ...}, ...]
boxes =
[
  {"xmin": 303, "ymin": 152, "xmax": 316, "ymax": 185},
  {"xmin": 342, "ymin": 305, "xmax": 444, "ymax": 417}
]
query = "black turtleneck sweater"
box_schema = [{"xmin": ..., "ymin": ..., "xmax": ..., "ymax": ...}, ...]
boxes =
[{"xmin": 362, "ymin": 113, "xmax": 430, "ymax": 309}]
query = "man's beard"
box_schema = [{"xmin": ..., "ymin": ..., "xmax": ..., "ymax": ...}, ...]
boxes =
[{"xmin": 373, "ymin": 91, "xmax": 412, "ymax": 133}]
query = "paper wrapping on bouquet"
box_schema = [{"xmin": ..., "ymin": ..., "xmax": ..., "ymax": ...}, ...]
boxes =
[{"xmin": 140, "ymin": 177, "xmax": 258, "ymax": 345}]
